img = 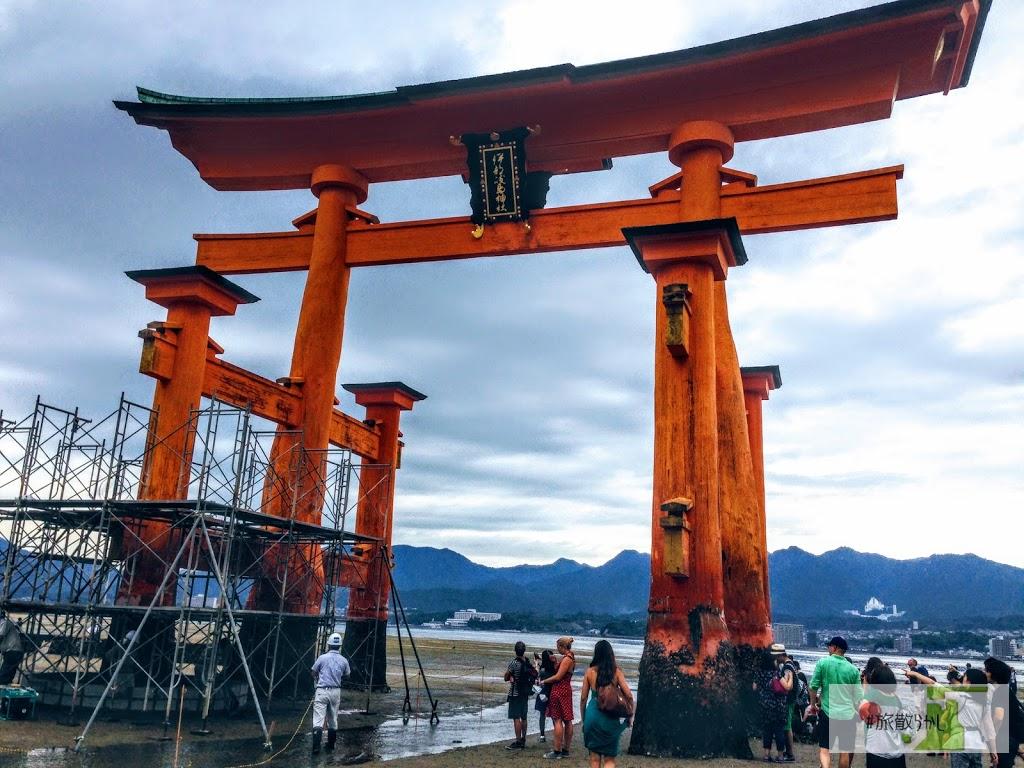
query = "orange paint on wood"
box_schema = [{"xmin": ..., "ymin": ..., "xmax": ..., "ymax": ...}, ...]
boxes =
[
  {"xmin": 648, "ymin": 258, "xmax": 726, "ymax": 658},
  {"xmin": 344, "ymin": 384, "xmax": 424, "ymax": 623},
  {"xmin": 117, "ymin": 2, "xmax": 980, "ymax": 190},
  {"xmin": 740, "ymin": 366, "xmax": 781, "ymax": 618},
  {"xmin": 715, "ymin": 282, "xmax": 771, "ymax": 648},
  {"xmin": 637, "ymin": 124, "xmax": 738, "ymax": 659},
  {"xmin": 138, "ymin": 330, "xmax": 382, "ymax": 459},
  {"xmin": 250, "ymin": 166, "xmax": 368, "ymax": 615},
  {"xmin": 123, "ymin": 269, "xmax": 252, "ymax": 606},
  {"xmin": 193, "ymin": 166, "xmax": 902, "ymax": 274}
]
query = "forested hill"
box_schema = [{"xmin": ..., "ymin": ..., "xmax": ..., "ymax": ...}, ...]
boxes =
[
  {"xmin": 2, "ymin": 537, "xmax": 1019, "ymax": 621},
  {"xmin": 390, "ymin": 544, "xmax": 1024, "ymax": 620}
]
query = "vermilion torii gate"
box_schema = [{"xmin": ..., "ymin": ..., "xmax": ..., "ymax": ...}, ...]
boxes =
[{"xmin": 115, "ymin": 0, "xmax": 988, "ymax": 755}]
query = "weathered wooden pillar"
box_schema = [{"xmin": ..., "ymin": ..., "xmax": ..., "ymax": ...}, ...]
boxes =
[
  {"xmin": 627, "ymin": 121, "xmax": 749, "ymax": 758},
  {"xmin": 740, "ymin": 365, "xmax": 782, "ymax": 616},
  {"xmin": 340, "ymin": 382, "xmax": 424, "ymax": 690},
  {"xmin": 122, "ymin": 266, "xmax": 257, "ymax": 606},
  {"xmin": 248, "ymin": 164, "xmax": 368, "ymax": 615},
  {"xmin": 717, "ymin": 289, "xmax": 773, "ymax": 649}
]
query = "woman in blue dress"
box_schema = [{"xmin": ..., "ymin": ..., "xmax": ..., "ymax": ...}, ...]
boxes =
[{"xmin": 580, "ymin": 640, "xmax": 634, "ymax": 767}]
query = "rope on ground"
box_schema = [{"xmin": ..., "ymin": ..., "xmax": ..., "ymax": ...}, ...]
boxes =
[
  {"xmin": 418, "ymin": 671, "xmax": 494, "ymax": 681},
  {"xmin": 222, "ymin": 698, "xmax": 313, "ymax": 768}
]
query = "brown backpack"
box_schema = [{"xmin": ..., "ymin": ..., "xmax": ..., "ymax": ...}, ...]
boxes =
[{"xmin": 597, "ymin": 674, "xmax": 633, "ymax": 719}]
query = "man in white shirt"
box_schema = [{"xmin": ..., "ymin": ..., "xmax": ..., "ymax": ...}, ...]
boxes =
[{"xmin": 310, "ymin": 632, "xmax": 350, "ymax": 754}]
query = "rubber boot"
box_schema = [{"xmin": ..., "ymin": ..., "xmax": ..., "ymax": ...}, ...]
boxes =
[
  {"xmin": 325, "ymin": 729, "xmax": 337, "ymax": 752},
  {"xmin": 312, "ymin": 728, "xmax": 322, "ymax": 754}
]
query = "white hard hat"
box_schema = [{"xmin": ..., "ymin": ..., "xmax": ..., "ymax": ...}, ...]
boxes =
[{"xmin": 327, "ymin": 632, "xmax": 342, "ymax": 647}]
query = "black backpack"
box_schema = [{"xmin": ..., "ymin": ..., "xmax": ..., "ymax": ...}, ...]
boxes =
[
  {"xmin": 1008, "ymin": 692, "xmax": 1024, "ymax": 743},
  {"xmin": 794, "ymin": 673, "xmax": 810, "ymax": 708},
  {"xmin": 517, "ymin": 659, "xmax": 538, "ymax": 697},
  {"xmin": 781, "ymin": 662, "xmax": 799, "ymax": 703}
]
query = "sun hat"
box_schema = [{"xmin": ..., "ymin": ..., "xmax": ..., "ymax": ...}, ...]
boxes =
[{"xmin": 770, "ymin": 643, "xmax": 787, "ymax": 654}]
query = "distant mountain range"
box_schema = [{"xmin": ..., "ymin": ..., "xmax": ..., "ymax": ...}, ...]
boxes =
[
  {"xmin": 391, "ymin": 545, "xmax": 649, "ymax": 616},
  {"xmin": 4, "ymin": 535, "xmax": 1021, "ymax": 622},
  {"xmin": 391, "ymin": 544, "xmax": 1024, "ymax": 621},
  {"xmin": 768, "ymin": 546, "xmax": 1024, "ymax": 620}
]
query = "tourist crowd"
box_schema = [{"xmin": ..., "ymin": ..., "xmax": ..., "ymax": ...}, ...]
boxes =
[
  {"xmin": 504, "ymin": 635, "xmax": 634, "ymax": 766},
  {"xmin": 502, "ymin": 633, "xmax": 1023, "ymax": 768}
]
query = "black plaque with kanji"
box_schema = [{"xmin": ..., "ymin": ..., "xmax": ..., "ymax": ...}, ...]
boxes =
[{"xmin": 462, "ymin": 127, "xmax": 530, "ymax": 225}]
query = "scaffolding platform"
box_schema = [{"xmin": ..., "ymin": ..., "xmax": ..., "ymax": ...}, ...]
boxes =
[{"xmin": 0, "ymin": 395, "xmax": 392, "ymax": 745}]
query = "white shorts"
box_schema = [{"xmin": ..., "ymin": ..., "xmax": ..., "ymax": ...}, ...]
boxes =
[{"xmin": 313, "ymin": 687, "xmax": 341, "ymax": 730}]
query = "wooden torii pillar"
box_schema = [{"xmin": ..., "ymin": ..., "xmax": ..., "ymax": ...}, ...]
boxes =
[
  {"xmin": 741, "ymin": 365, "xmax": 782, "ymax": 617},
  {"xmin": 121, "ymin": 267, "xmax": 258, "ymax": 606},
  {"xmin": 624, "ymin": 121, "xmax": 762, "ymax": 756},
  {"xmin": 245, "ymin": 164, "xmax": 371, "ymax": 616},
  {"xmin": 341, "ymin": 382, "xmax": 425, "ymax": 690}
]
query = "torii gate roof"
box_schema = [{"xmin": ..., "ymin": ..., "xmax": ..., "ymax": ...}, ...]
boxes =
[{"xmin": 115, "ymin": 0, "xmax": 989, "ymax": 191}]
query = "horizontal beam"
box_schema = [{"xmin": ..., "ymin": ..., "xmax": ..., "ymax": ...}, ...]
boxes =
[
  {"xmin": 328, "ymin": 407, "xmax": 381, "ymax": 462},
  {"xmin": 202, "ymin": 355, "xmax": 302, "ymax": 427},
  {"xmin": 138, "ymin": 330, "xmax": 381, "ymax": 459},
  {"xmin": 194, "ymin": 166, "xmax": 902, "ymax": 274}
]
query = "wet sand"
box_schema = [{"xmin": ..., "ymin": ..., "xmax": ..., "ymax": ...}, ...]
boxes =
[
  {"xmin": 0, "ymin": 635, "xmax": 952, "ymax": 768},
  {"xmin": 385, "ymin": 735, "xmax": 949, "ymax": 768},
  {"xmin": 0, "ymin": 633, "xmax": 629, "ymax": 756}
]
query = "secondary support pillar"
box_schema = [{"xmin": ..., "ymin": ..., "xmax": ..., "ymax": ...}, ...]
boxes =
[
  {"xmin": 627, "ymin": 120, "xmax": 750, "ymax": 758},
  {"xmin": 121, "ymin": 266, "xmax": 257, "ymax": 606},
  {"xmin": 716, "ymin": 289, "xmax": 773, "ymax": 649},
  {"xmin": 248, "ymin": 164, "xmax": 368, "ymax": 616},
  {"xmin": 740, "ymin": 365, "xmax": 782, "ymax": 617},
  {"xmin": 340, "ymin": 382, "xmax": 425, "ymax": 691}
]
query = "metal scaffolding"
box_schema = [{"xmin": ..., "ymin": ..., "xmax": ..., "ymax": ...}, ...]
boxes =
[{"xmin": 0, "ymin": 395, "xmax": 389, "ymax": 748}]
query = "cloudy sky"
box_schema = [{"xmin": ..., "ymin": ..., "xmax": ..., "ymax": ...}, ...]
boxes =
[{"xmin": 1, "ymin": 1, "xmax": 1021, "ymax": 569}]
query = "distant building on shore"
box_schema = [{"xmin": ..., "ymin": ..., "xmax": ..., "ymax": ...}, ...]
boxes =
[
  {"xmin": 894, "ymin": 634, "xmax": 912, "ymax": 653},
  {"xmin": 444, "ymin": 608, "xmax": 502, "ymax": 627},
  {"xmin": 772, "ymin": 623, "xmax": 805, "ymax": 648},
  {"xmin": 989, "ymin": 636, "xmax": 1013, "ymax": 658},
  {"xmin": 843, "ymin": 597, "xmax": 905, "ymax": 621}
]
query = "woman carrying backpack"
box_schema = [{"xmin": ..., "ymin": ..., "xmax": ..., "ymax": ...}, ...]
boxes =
[{"xmin": 580, "ymin": 639, "xmax": 634, "ymax": 768}]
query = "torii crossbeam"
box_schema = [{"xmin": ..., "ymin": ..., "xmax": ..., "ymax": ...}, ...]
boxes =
[{"xmin": 114, "ymin": 0, "xmax": 989, "ymax": 754}]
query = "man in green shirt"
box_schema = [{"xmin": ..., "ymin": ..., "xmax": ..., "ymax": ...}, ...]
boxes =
[{"xmin": 809, "ymin": 636, "xmax": 861, "ymax": 768}]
